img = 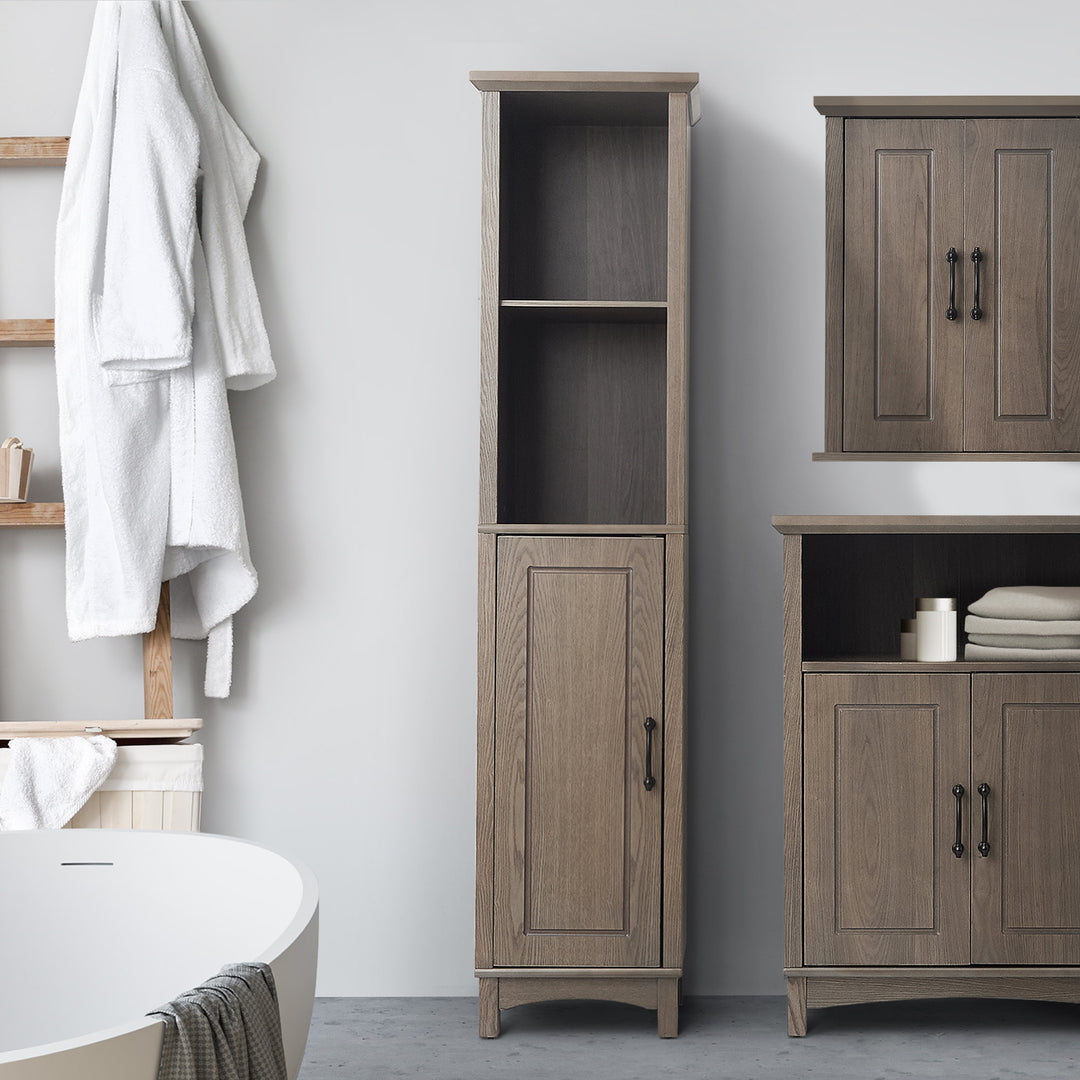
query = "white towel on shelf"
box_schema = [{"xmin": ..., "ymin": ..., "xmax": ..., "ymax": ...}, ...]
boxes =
[
  {"xmin": 965, "ymin": 614, "xmax": 1080, "ymax": 636},
  {"xmin": 55, "ymin": 1, "xmax": 274, "ymax": 698},
  {"xmin": 0, "ymin": 736, "xmax": 118, "ymax": 830},
  {"xmin": 968, "ymin": 586, "xmax": 1080, "ymax": 621},
  {"xmin": 965, "ymin": 643, "xmax": 1080, "ymax": 661},
  {"xmin": 968, "ymin": 633, "xmax": 1080, "ymax": 650}
]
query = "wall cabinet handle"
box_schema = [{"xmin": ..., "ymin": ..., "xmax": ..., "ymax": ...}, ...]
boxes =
[
  {"xmin": 952, "ymin": 783, "xmax": 965, "ymax": 858},
  {"xmin": 945, "ymin": 247, "xmax": 958, "ymax": 320},
  {"xmin": 643, "ymin": 717, "xmax": 657, "ymax": 791},
  {"xmin": 970, "ymin": 247, "xmax": 983, "ymax": 320},
  {"xmin": 978, "ymin": 783, "xmax": 991, "ymax": 857}
]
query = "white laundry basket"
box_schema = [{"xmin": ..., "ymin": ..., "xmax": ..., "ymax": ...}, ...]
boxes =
[{"xmin": 0, "ymin": 721, "xmax": 204, "ymax": 832}]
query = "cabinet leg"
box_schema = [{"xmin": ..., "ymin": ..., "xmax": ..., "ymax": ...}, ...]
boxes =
[
  {"xmin": 786, "ymin": 977, "xmax": 807, "ymax": 1037},
  {"xmin": 478, "ymin": 977, "xmax": 500, "ymax": 1038},
  {"xmin": 657, "ymin": 977, "xmax": 679, "ymax": 1038}
]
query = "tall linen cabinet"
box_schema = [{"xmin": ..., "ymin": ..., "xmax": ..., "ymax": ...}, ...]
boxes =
[{"xmin": 470, "ymin": 71, "xmax": 698, "ymax": 1038}]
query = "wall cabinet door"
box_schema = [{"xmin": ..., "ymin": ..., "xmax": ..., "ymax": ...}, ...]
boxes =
[
  {"xmin": 493, "ymin": 536, "xmax": 664, "ymax": 967},
  {"xmin": 972, "ymin": 674, "xmax": 1080, "ymax": 963},
  {"xmin": 803, "ymin": 673, "xmax": 971, "ymax": 965},
  {"xmin": 963, "ymin": 121, "xmax": 1080, "ymax": 452},
  {"xmin": 843, "ymin": 120, "xmax": 966, "ymax": 453}
]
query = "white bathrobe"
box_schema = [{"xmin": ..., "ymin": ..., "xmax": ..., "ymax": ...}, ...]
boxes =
[{"xmin": 55, "ymin": 1, "xmax": 274, "ymax": 697}]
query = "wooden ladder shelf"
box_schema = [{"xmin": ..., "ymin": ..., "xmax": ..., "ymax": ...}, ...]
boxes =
[{"xmin": 1, "ymin": 134, "xmax": 178, "ymax": 727}]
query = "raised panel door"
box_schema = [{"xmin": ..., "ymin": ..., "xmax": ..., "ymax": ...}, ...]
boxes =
[
  {"xmin": 493, "ymin": 535, "xmax": 664, "ymax": 967},
  {"xmin": 843, "ymin": 120, "xmax": 966, "ymax": 452},
  {"xmin": 804, "ymin": 673, "xmax": 971, "ymax": 966},
  {"xmin": 964, "ymin": 120, "xmax": 1080, "ymax": 452},
  {"xmin": 972, "ymin": 674, "xmax": 1080, "ymax": 963}
]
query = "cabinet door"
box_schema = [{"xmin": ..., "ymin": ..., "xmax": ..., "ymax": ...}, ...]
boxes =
[
  {"xmin": 493, "ymin": 536, "xmax": 664, "ymax": 967},
  {"xmin": 972, "ymin": 674, "xmax": 1080, "ymax": 963},
  {"xmin": 804, "ymin": 674, "xmax": 971, "ymax": 966},
  {"xmin": 964, "ymin": 120, "xmax": 1080, "ymax": 452},
  {"xmin": 843, "ymin": 120, "xmax": 966, "ymax": 452}
]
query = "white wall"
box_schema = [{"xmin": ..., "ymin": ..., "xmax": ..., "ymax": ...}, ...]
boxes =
[{"xmin": 2, "ymin": 0, "xmax": 1080, "ymax": 997}]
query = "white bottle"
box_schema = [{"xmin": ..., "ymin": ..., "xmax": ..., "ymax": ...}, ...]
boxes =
[{"xmin": 916, "ymin": 598, "xmax": 957, "ymax": 661}]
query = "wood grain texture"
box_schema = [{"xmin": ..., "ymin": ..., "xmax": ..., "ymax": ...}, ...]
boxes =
[
  {"xmin": 803, "ymin": 673, "xmax": 971, "ymax": 965},
  {"xmin": 823, "ymin": 117, "xmax": 844, "ymax": 453},
  {"xmin": 0, "ymin": 718, "xmax": 200, "ymax": 742},
  {"xmin": 478, "ymin": 978, "xmax": 500, "ymax": 1038},
  {"xmin": 782, "ymin": 535, "xmax": 803, "ymax": 967},
  {"xmin": 0, "ymin": 137, "xmax": 68, "ymax": 164},
  {"xmin": 963, "ymin": 119, "xmax": 1080, "ymax": 451},
  {"xmin": 787, "ymin": 977, "xmax": 807, "ymax": 1037},
  {"xmin": 0, "ymin": 502, "xmax": 63, "ymax": 527},
  {"xmin": 475, "ymin": 533, "xmax": 497, "ymax": 969},
  {"xmin": 471, "ymin": 72, "xmax": 699, "ymax": 93},
  {"xmin": 0, "ymin": 319, "xmax": 55, "ymax": 346},
  {"xmin": 493, "ymin": 536, "xmax": 664, "ymax": 967},
  {"xmin": 662, "ymin": 533, "xmax": 686, "ymax": 970},
  {"xmin": 805, "ymin": 976, "xmax": 1080, "ymax": 1008},
  {"xmin": 805, "ymin": 661, "xmax": 1080, "ymax": 674},
  {"xmin": 656, "ymin": 977, "xmax": 679, "ymax": 1037},
  {"xmin": 497, "ymin": 977, "xmax": 659, "ymax": 1010},
  {"xmin": 813, "ymin": 451, "xmax": 1080, "ymax": 460},
  {"xmin": 500, "ymin": 300, "xmax": 666, "ymax": 321},
  {"xmin": 475, "ymin": 967, "xmax": 683, "ymax": 977},
  {"xmin": 816, "ymin": 96, "xmax": 1080, "ymax": 118},
  {"xmin": 666, "ymin": 93, "xmax": 688, "ymax": 526},
  {"xmin": 843, "ymin": 119, "xmax": 965, "ymax": 451},
  {"xmin": 972, "ymin": 673, "xmax": 1080, "ymax": 963},
  {"xmin": 772, "ymin": 515, "xmax": 1080, "ymax": 534},
  {"xmin": 142, "ymin": 582, "xmax": 173, "ymax": 720},
  {"xmin": 480, "ymin": 523, "xmax": 685, "ymax": 535},
  {"xmin": 478, "ymin": 92, "xmax": 500, "ymax": 526}
]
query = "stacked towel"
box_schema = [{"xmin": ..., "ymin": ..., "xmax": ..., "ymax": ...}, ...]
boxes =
[{"xmin": 964, "ymin": 586, "xmax": 1080, "ymax": 659}]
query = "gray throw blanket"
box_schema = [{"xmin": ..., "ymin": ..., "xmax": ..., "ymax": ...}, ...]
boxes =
[{"xmin": 148, "ymin": 962, "xmax": 287, "ymax": 1080}]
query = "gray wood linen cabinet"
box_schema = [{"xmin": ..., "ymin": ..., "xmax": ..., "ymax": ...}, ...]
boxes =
[
  {"xmin": 814, "ymin": 98, "xmax": 1080, "ymax": 460},
  {"xmin": 774, "ymin": 516, "xmax": 1080, "ymax": 1035},
  {"xmin": 471, "ymin": 70, "xmax": 698, "ymax": 1038}
]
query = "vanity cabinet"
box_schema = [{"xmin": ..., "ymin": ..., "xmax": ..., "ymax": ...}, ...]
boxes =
[
  {"xmin": 814, "ymin": 99, "xmax": 1080, "ymax": 459},
  {"xmin": 775, "ymin": 516, "xmax": 1080, "ymax": 1034},
  {"xmin": 472, "ymin": 71, "xmax": 698, "ymax": 1038}
]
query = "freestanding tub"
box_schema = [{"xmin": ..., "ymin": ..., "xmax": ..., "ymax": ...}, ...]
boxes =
[{"xmin": 0, "ymin": 829, "xmax": 318, "ymax": 1080}]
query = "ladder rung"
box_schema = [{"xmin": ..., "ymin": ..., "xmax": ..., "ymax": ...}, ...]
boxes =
[
  {"xmin": 0, "ymin": 503, "xmax": 64, "ymax": 527},
  {"xmin": 0, "ymin": 319, "xmax": 54, "ymax": 347},
  {"xmin": 0, "ymin": 137, "xmax": 68, "ymax": 166}
]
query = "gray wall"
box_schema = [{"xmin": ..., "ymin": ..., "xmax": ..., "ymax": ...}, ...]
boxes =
[{"xmin": 2, "ymin": 0, "xmax": 1080, "ymax": 996}]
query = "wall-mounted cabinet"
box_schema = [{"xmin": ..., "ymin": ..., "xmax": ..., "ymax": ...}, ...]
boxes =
[
  {"xmin": 814, "ymin": 98, "xmax": 1080, "ymax": 460},
  {"xmin": 472, "ymin": 70, "xmax": 698, "ymax": 1039},
  {"xmin": 774, "ymin": 515, "xmax": 1080, "ymax": 1036}
]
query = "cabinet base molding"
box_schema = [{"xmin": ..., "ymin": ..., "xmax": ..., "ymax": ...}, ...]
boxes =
[
  {"xmin": 785, "ymin": 970, "xmax": 1080, "ymax": 1037},
  {"xmin": 475, "ymin": 971, "xmax": 681, "ymax": 1039}
]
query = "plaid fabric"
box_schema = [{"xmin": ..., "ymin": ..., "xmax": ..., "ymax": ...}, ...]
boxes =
[{"xmin": 148, "ymin": 962, "xmax": 287, "ymax": 1080}]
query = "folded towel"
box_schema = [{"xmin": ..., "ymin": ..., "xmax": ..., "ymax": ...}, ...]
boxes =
[
  {"xmin": 968, "ymin": 633, "xmax": 1080, "ymax": 649},
  {"xmin": 0, "ymin": 735, "xmax": 118, "ymax": 830},
  {"xmin": 968, "ymin": 586, "xmax": 1080, "ymax": 621},
  {"xmin": 148, "ymin": 962, "xmax": 286, "ymax": 1080},
  {"xmin": 966, "ymin": 614, "xmax": 1080, "ymax": 635},
  {"xmin": 965, "ymin": 643, "xmax": 1080, "ymax": 660}
]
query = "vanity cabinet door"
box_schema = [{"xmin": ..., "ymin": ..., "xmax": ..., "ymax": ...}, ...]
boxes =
[
  {"xmin": 843, "ymin": 119, "xmax": 966, "ymax": 453},
  {"xmin": 972, "ymin": 674, "xmax": 1080, "ymax": 963},
  {"xmin": 803, "ymin": 673, "xmax": 971, "ymax": 966},
  {"xmin": 962, "ymin": 120, "xmax": 1080, "ymax": 452},
  {"xmin": 492, "ymin": 535, "xmax": 664, "ymax": 968}
]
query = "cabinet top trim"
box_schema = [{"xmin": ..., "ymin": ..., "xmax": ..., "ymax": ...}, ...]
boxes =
[
  {"xmin": 772, "ymin": 515, "xmax": 1080, "ymax": 535},
  {"xmin": 471, "ymin": 71, "xmax": 699, "ymax": 93},
  {"xmin": 814, "ymin": 95, "xmax": 1080, "ymax": 118}
]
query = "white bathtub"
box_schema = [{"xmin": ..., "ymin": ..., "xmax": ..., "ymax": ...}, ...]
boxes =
[{"xmin": 0, "ymin": 829, "xmax": 319, "ymax": 1080}]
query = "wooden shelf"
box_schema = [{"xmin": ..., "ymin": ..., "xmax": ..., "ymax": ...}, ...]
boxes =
[
  {"xmin": 813, "ymin": 451, "xmax": 1080, "ymax": 462},
  {"xmin": 814, "ymin": 95, "xmax": 1080, "ymax": 118},
  {"xmin": 479, "ymin": 523, "xmax": 686, "ymax": 535},
  {"xmin": 773, "ymin": 515, "xmax": 1080, "ymax": 535},
  {"xmin": 0, "ymin": 319, "xmax": 54, "ymax": 347},
  {"xmin": 0, "ymin": 502, "xmax": 63, "ymax": 527},
  {"xmin": 501, "ymin": 300, "xmax": 667, "ymax": 322},
  {"xmin": 803, "ymin": 659, "xmax": 1080, "ymax": 673},
  {"xmin": 0, "ymin": 136, "xmax": 68, "ymax": 166},
  {"xmin": 0, "ymin": 718, "xmax": 201, "ymax": 743},
  {"xmin": 471, "ymin": 71, "xmax": 699, "ymax": 94}
]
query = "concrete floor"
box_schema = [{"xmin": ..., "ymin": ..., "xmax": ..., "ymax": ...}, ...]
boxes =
[{"xmin": 298, "ymin": 995, "xmax": 1080, "ymax": 1079}]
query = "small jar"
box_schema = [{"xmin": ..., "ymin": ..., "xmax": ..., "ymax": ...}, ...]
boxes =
[
  {"xmin": 900, "ymin": 618, "xmax": 917, "ymax": 660},
  {"xmin": 916, "ymin": 598, "xmax": 957, "ymax": 661}
]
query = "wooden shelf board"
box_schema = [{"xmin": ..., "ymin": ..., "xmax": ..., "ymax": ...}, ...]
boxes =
[
  {"xmin": 0, "ymin": 319, "xmax": 55, "ymax": 347},
  {"xmin": 0, "ymin": 502, "xmax": 63, "ymax": 527},
  {"xmin": 0, "ymin": 136, "xmax": 68, "ymax": 166},
  {"xmin": 471, "ymin": 71, "xmax": 699, "ymax": 93},
  {"xmin": 0, "ymin": 718, "xmax": 201, "ymax": 743},
  {"xmin": 479, "ymin": 523, "xmax": 686, "ymax": 535},
  {"xmin": 501, "ymin": 300, "xmax": 667, "ymax": 323},
  {"xmin": 786, "ymin": 965, "xmax": 1080, "ymax": 979},
  {"xmin": 813, "ymin": 451, "xmax": 1080, "ymax": 461},
  {"xmin": 803, "ymin": 659, "xmax": 1080, "ymax": 674},
  {"xmin": 773, "ymin": 515, "xmax": 1080, "ymax": 535},
  {"xmin": 814, "ymin": 96, "xmax": 1080, "ymax": 118}
]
